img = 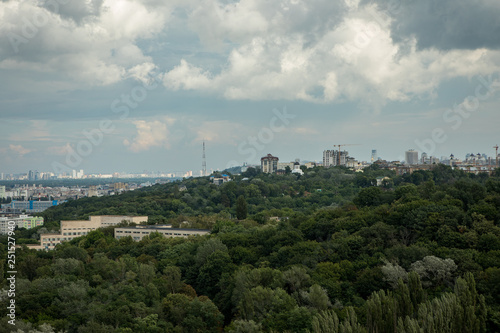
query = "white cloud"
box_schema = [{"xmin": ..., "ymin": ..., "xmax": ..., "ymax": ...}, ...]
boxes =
[
  {"xmin": 163, "ymin": 59, "xmax": 212, "ymax": 91},
  {"xmin": 127, "ymin": 62, "xmax": 157, "ymax": 84},
  {"xmin": 0, "ymin": 0, "xmax": 169, "ymax": 86},
  {"xmin": 124, "ymin": 117, "xmax": 176, "ymax": 152},
  {"xmin": 9, "ymin": 144, "xmax": 31, "ymax": 156},
  {"xmin": 161, "ymin": 1, "xmax": 500, "ymax": 107},
  {"xmin": 47, "ymin": 143, "xmax": 73, "ymax": 156}
]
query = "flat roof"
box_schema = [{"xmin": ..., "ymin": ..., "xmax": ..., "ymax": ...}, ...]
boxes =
[{"xmin": 115, "ymin": 226, "xmax": 210, "ymax": 232}]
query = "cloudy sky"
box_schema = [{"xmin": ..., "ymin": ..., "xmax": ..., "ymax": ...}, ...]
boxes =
[{"xmin": 1, "ymin": 0, "xmax": 499, "ymax": 175}]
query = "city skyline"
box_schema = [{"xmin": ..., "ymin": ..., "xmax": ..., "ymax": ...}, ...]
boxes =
[
  {"xmin": 1, "ymin": 1, "xmax": 499, "ymax": 174},
  {"xmin": 1, "ymin": 145, "xmax": 499, "ymax": 179}
]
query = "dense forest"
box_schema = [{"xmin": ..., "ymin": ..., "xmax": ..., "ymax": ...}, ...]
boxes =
[{"xmin": 1, "ymin": 165, "xmax": 500, "ymax": 332}]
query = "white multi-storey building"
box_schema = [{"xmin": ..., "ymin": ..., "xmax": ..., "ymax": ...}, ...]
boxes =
[{"xmin": 28, "ymin": 215, "xmax": 148, "ymax": 250}]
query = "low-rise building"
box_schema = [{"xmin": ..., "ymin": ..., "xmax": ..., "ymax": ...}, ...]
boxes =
[
  {"xmin": 1, "ymin": 200, "xmax": 60, "ymax": 213},
  {"xmin": 115, "ymin": 224, "xmax": 209, "ymax": 241},
  {"xmin": 277, "ymin": 162, "xmax": 295, "ymax": 171},
  {"xmin": 28, "ymin": 215, "xmax": 148, "ymax": 250},
  {"xmin": 210, "ymin": 174, "xmax": 231, "ymax": 186},
  {"xmin": 0, "ymin": 215, "xmax": 44, "ymax": 234}
]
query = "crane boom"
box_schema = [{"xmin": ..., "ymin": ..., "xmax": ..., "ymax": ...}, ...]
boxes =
[{"xmin": 333, "ymin": 144, "xmax": 361, "ymax": 166}]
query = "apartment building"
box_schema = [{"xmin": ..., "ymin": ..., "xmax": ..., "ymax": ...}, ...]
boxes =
[
  {"xmin": 0, "ymin": 215, "xmax": 44, "ymax": 234},
  {"xmin": 261, "ymin": 154, "xmax": 279, "ymax": 173}
]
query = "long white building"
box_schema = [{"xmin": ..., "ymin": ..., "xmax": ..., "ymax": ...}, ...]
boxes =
[
  {"xmin": 115, "ymin": 224, "xmax": 210, "ymax": 241},
  {"xmin": 27, "ymin": 215, "xmax": 148, "ymax": 250}
]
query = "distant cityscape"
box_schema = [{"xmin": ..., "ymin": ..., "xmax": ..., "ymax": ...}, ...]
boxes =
[
  {"xmin": 258, "ymin": 145, "xmax": 500, "ymax": 175},
  {"xmin": 0, "ymin": 169, "xmax": 194, "ymax": 181},
  {"xmin": 2, "ymin": 145, "xmax": 499, "ymax": 182},
  {"xmin": 0, "ymin": 144, "xmax": 499, "ymax": 242},
  {"xmin": 0, "ymin": 144, "xmax": 496, "ymax": 217}
]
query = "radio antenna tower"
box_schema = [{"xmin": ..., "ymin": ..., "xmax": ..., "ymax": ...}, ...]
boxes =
[{"xmin": 202, "ymin": 140, "xmax": 207, "ymax": 176}]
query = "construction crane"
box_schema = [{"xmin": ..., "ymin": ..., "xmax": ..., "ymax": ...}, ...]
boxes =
[
  {"xmin": 333, "ymin": 144, "xmax": 361, "ymax": 166},
  {"xmin": 495, "ymin": 145, "xmax": 499, "ymax": 167}
]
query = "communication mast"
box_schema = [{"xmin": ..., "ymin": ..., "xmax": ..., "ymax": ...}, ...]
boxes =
[{"xmin": 202, "ymin": 141, "xmax": 207, "ymax": 176}]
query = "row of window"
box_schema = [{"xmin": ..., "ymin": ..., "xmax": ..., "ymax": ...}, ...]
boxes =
[
  {"xmin": 62, "ymin": 232, "xmax": 89, "ymax": 236},
  {"xmin": 116, "ymin": 230, "xmax": 196, "ymax": 236},
  {"xmin": 63, "ymin": 227, "xmax": 97, "ymax": 231}
]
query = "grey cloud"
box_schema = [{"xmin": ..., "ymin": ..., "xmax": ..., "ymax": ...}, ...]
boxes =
[
  {"xmin": 188, "ymin": 0, "xmax": 349, "ymax": 48},
  {"xmin": 365, "ymin": 0, "xmax": 500, "ymax": 50},
  {"xmin": 43, "ymin": 0, "xmax": 104, "ymax": 24}
]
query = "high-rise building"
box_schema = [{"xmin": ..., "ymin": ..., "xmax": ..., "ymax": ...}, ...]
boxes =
[
  {"xmin": 405, "ymin": 150, "xmax": 419, "ymax": 165},
  {"xmin": 323, "ymin": 150, "xmax": 349, "ymax": 167},
  {"xmin": 261, "ymin": 154, "xmax": 279, "ymax": 173},
  {"xmin": 421, "ymin": 152, "xmax": 428, "ymax": 164},
  {"xmin": 371, "ymin": 150, "xmax": 377, "ymax": 163},
  {"xmin": 0, "ymin": 186, "xmax": 5, "ymax": 199}
]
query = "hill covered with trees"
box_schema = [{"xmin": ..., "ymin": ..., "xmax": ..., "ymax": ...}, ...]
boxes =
[{"xmin": 1, "ymin": 165, "xmax": 500, "ymax": 332}]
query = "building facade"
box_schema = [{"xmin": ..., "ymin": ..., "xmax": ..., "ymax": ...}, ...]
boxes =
[
  {"xmin": 30, "ymin": 215, "xmax": 148, "ymax": 250},
  {"xmin": 323, "ymin": 150, "xmax": 349, "ymax": 167},
  {"xmin": 277, "ymin": 162, "xmax": 295, "ymax": 171},
  {"xmin": 1, "ymin": 200, "xmax": 59, "ymax": 213},
  {"xmin": 210, "ymin": 174, "xmax": 231, "ymax": 186},
  {"xmin": 261, "ymin": 154, "xmax": 279, "ymax": 173},
  {"xmin": 115, "ymin": 225, "xmax": 210, "ymax": 241},
  {"xmin": 405, "ymin": 150, "xmax": 419, "ymax": 165},
  {"xmin": 0, "ymin": 215, "xmax": 44, "ymax": 235}
]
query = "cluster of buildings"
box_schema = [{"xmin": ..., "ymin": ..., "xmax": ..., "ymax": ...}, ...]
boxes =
[
  {"xmin": 0, "ymin": 215, "xmax": 44, "ymax": 235},
  {"xmin": 1, "ymin": 200, "xmax": 60, "ymax": 214},
  {"xmin": 0, "ymin": 180, "xmax": 179, "ymax": 214},
  {"xmin": 25, "ymin": 215, "xmax": 210, "ymax": 250},
  {"xmin": 257, "ymin": 146, "xmax": 500, "ymax": 176},
  {"xmin": 1, "ymin": 169, "xmax": 192, "ymax": 181},
  {"xmin": 260, "ymin": 154, "xmax": 316, "ymax": 175},
  {"xmin": 260, "ymin": 149, "xmax": 367, "ymax": 175},
  {"xmin": 404, "ymin": 149, "xmax": 499, "ymax": 167}
]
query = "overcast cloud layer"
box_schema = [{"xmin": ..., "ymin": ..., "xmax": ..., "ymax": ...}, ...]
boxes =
[{"xmin": 0, "ymin": 0, "xmax": 499, "ymax": 174}]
